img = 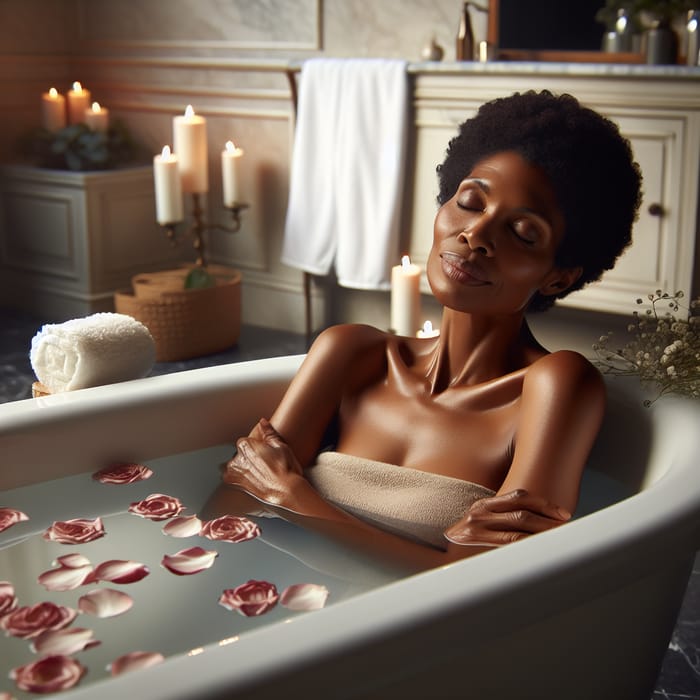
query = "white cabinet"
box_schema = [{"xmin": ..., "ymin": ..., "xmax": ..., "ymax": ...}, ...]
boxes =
[
  {"xmin": 406, "ymin": 69, "xmax": 700, "ymax": 314},
  {"xmin": 0, "ymin": 165, "xmax": 187, "ymax": 319}
]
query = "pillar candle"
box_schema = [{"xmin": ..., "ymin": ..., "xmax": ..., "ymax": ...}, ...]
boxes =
[
  {"xmin": 390, "ymin": 255, "xmax": 421, "ymax": 336},
  {"xmin": 153, "ymin": 145, "xmax": 184, "ymax": 225},
  {"xmin": 172, "ymin": 104, "xmax": 208, "ymax": 193},
  {"xmin": 84, "ymin": 102, "xmax": 109, "ymax": 133},
  {"xmin": 41, "ymin": 88, "xmax": 66, "ymax": 132},
  {"xmin": 221, "ymin": 140, "xmax": 244, "ymax": 207},
  {"xmin": 67, "ymin": 82, "xmax": 91, "ymax": 125}
]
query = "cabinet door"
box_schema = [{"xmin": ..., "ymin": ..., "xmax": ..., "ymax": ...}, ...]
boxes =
[{"xmin": 561, "ymin": 114, "xmax": 696, "ymax": 314}]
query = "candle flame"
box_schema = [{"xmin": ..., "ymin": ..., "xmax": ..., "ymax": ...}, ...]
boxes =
[
  {"xmin": 91, "ymin": 102, "xmax": 101, "ymax": 113},
  {"xmin": 72, "ymin": 81, "xmax": 83, "ymax": 94},
  {"xmin": 422, "ymin": 320, "xmax": 433, "ymax": 335},
  {"xmin": 184, "ymin": 104, "xmax": 195, "ymax": 118},
  {"xmin": 225, "ymin": 140, "xmax": 236, "ymax": 153},
  {"xmin": 161, "ymin": 145, "xmax": 171, "ymax": 158},
  {"xmin": 401, "ymin": 255, "xmax": 411, "ymax": 270},
  {"xmin": 49, "ymin": 87, "xmax": 58, "ymax": 98}
]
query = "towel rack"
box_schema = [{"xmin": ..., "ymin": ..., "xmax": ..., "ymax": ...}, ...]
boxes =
[{"xmin": 284, "ymin": 67, "xmax": 314, "ymax": 350}]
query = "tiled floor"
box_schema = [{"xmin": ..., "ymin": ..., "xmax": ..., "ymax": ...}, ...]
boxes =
[{"xmin": 1, "ymin": 306, "xmax": 699, "ymax": 699}]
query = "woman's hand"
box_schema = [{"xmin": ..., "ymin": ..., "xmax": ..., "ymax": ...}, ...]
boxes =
[
  {"xmin": 223, "ymin": 418, "xmax": 305, "ymax": 509},
  {"xmin": 444, "ymin": 489, "xmax": 571, "ymax": 547}
]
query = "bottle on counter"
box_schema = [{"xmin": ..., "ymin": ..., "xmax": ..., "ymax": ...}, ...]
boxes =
[{"xmin": 456, "ymin": 1, "xmax": 474, "ymax": 61}]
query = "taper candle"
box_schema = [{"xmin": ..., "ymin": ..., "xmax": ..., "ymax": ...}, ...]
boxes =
[
  {"xmin": 67, "ymin": 82, "xmax": 91, "ymax": 125},
  {"xmin": 84, "ymin": 102, "xmax": 109, "ymax": 133},
  {"xmin": 153, "ymin": 145, "xmax": 184, "ymax": 225},
  {"xmin": 172, "ymin": 105, "xmax": 208, "ymax": 193},
  {"xmin": 221, "ymin": 140, "xmax": 244, "ymax": 207},
  {"xmin": 390, "ymin": 255, "xmax": 421, "ymax": 336},
  {"xmin": 41, "ymin": 88, "xmax": 66, "ymax": 132}
]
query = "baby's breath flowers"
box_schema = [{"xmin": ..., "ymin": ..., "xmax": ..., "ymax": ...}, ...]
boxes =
[{"xmin": 593, "ymin": 291, "xmax": 700, "ymax": 406}]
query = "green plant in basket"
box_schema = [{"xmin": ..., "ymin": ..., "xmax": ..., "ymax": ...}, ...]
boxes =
[{"xmin": 593, "ymin": 290, "xmax": 700, "ymax": 406}]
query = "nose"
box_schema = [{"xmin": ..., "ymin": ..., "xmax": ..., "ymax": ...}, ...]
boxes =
[{"xmin": 458, "ymin": 222, "xmax": 495, "ymax": 257}]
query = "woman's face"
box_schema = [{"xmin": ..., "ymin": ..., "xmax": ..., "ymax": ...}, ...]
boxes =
[{"xmin": 428, "ymin": 151, "xmax": 575, "ymax": 316}]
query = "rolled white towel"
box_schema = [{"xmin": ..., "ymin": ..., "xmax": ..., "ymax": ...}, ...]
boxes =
[{"xmin": 30, "ymin": 313, "xmax": 156, "ymax": 393}]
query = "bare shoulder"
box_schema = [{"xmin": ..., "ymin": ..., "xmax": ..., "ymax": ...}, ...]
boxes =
[
  {"xmin": 523, "ymin": 349, "xmax": 605, "ymax": 407},
  {"xmin": 307, "ymin": 323, "xmax": 388, "ymax": 363}
]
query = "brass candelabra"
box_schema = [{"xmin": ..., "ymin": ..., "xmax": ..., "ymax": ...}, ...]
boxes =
[{"xmin": 160, "ymin": 193, "xmax": 249, "ymax": 267}]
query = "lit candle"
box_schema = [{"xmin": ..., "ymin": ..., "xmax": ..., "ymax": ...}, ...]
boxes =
[
  {"xmin": 221, "ymin": 140, "xmax": 244, "ymax": 207},
  {"xmin": 172, "ymin": 104, "xmax": 208, "ymax": 194},
  {"xmin": 41, "ymin": 87, "xmax": 66, "ymax": 132},
  {"xmin": 84, "ymin": 101, "xmax": 109, "ymax": 133},
  {"xmin": 390, "ymin": 255, "xmax": 421, "ymax": 336},
  {"xmin": 67, "ymin": 81, "xmax": 91, "ymax": 125},
  {"xmin": 417, "ymin": 320, "xmax": 440, "ymax": 338},
  {"xmin": 153, "ymin": 145, "xmax": 184, "ymax": 225}
]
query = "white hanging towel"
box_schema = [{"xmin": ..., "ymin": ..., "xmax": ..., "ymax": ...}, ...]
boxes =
[{"xmin": 282, "ymin": 58, "xmax": 409, "ymax": 290}]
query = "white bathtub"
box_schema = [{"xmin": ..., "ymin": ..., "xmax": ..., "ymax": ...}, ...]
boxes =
[{"xmin": 1, "ymin": 355, "xmax": 699, "ymax": 700}]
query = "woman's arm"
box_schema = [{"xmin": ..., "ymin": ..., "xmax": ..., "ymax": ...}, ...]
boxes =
[{"xmin": 445, "ymin": 350, "xmax": 605, "ymax": 546}]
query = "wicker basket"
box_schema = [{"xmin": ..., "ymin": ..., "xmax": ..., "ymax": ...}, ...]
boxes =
[{"xmin": 114, "ymin": 265, "xmax": 241, "ymax": 362}]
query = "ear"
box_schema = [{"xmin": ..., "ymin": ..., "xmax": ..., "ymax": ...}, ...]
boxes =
[{"xmin": 539, "ymin": 266, "xmax": 583, "ymax": 297}]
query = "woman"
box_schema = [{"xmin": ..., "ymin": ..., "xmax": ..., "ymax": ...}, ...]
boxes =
[{"xmin": 223, "ymin": 91, "xmax": 642, "ymax": 572}]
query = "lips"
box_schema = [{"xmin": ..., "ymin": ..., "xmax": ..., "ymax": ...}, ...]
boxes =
[{"xmin": 440, "ymin": 252, "xmax": 490, "ymax": 285}]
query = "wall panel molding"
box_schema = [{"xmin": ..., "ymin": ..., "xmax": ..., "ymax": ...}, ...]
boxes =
[{"xmin": 76, "ymin": 0, "xmax": 321, "ymax": 52}]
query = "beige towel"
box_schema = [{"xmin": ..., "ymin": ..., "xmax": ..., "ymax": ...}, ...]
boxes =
[{"xmin": 305, "ymin": 452, "xmax": 495, "ymax": 549}]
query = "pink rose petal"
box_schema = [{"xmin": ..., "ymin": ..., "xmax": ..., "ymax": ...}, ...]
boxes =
[
  {"xmin": 78, "ymin": 589, "xmax": 133, "ymax": 618},
  {"xmin": 54, "ymin": 553, "xmax": 92, "ymax": 568},
  {"xmin": 93, "ymin": 462, "xmax": 154, "ymax": 484},
  {"xmin": 0, "ymin": 691, "xmax": 15, "ymax": 700},
  {"xmin": 162, "ymin": 515, "xmax": 202, "ymax": 538},
  {"xmin": 0, "ymin": 581, "xmax": 18, "ymax": 617},
  {"xmin": 0, "ymin": 507, "xmax": 29, "ymax": 534},
  {"xmin": 280, "ymin": 583, "xmax": 330, "ymax": 611},
  {"xmin": 161, "ymin": 546, "xmax": 218, "ymax": 576},
  {"xmin": 92, "ymin": 559, "xmax": 150, "ymax": 584},
  {"xmin": 43, "ymin": 517, "xmax": 105, "ymax": 544},
  {"xmin": 31, "ymin": 627, "xmax": 100, "ymax": 656},
  {"xmin": 200, "ymin": 515, "xmax": 261, "ymax": 543},
  {"xmin": 128, "ymin": 493, "xmax": 185, "ymax": 521},
  {"xmin": 108, "ymin": 650, "xmax": 165, "ymax": 677},
  {"xmin": 218, "ymin": 580, "xmax": 279, "ymax": 617},
  {"xmin": 38, "ymin": 564, "xmax": 94, "ymax": 592},
  {"xmin": 1, "ymin": 602, "xmax": 77, "ymax": 639},
  {"xmin": 10, "ymin": 655, "xmax": 85, "ymax": 693}
]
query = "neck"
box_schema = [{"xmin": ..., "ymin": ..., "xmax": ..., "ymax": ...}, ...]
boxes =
[{"xmin": 424, "ymin": 308, "xmax": 543, "ymax": 392}]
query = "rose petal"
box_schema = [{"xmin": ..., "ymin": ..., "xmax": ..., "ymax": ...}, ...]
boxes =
[
  {"xmin": 78, "ymin": 589, "xmax": 133, "ymax": 618},
  {"xmin": 93, "ymin": 463, "xmax": 154, "ymax": 484},
  {"xmin": 108, "ymin": 651, "xmax": 164, "ymax": 677},
  {"xmin": 54, "ymin": 553, "xmax": 92, "ymax": 569},
  {"xmin": 218, "ymin": 580, "xmax": 279, "ymax": 617},
  {"xmin": 161, "ymin": 546, "xmax": 218, "ymax": 576},
  {"xmin": 200, "ymin": 515, "xmax": 261, "ymax": 543},
  {"xmin": 128, "ymin": 493, "xmax": 185, "ymax": 521},
  {"xmin": 162, "ymin": 515, "xmax": 202, "ymax": 538},
  {"xmin": 38, "ymin": 564, "xmax": 94, "ymax": 592},
  {"xmin": 280, "ymin": 583, "xmax": 329, "ymax": 611},
  {"xmin": 0, "ymin": 507, "xmax": 29, "ymax": 534},
  {"xmin": 1, "ymin": 602, "xmax": 78, "ymax": 639},
  {"xmin": 92, "ymin": 560, "xmax": 150, "ymax": 584},
  {"xmin": 31, "ymin": 627, "xmax": 100, "ymax": 655},
  {"xmin": 10, "ymin": 655, "xmax": 85, "ymax": 693},
  {"xmin": 0, "ymin": 581, "xmax": 18, "ymax": 617},
  {"xmin": 0, "ymin": 691, "xmax": 16, "ymax": 700},
  {"xmin": 43, "ymin": 517, "xmax": 105, "ymax": 544}
]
